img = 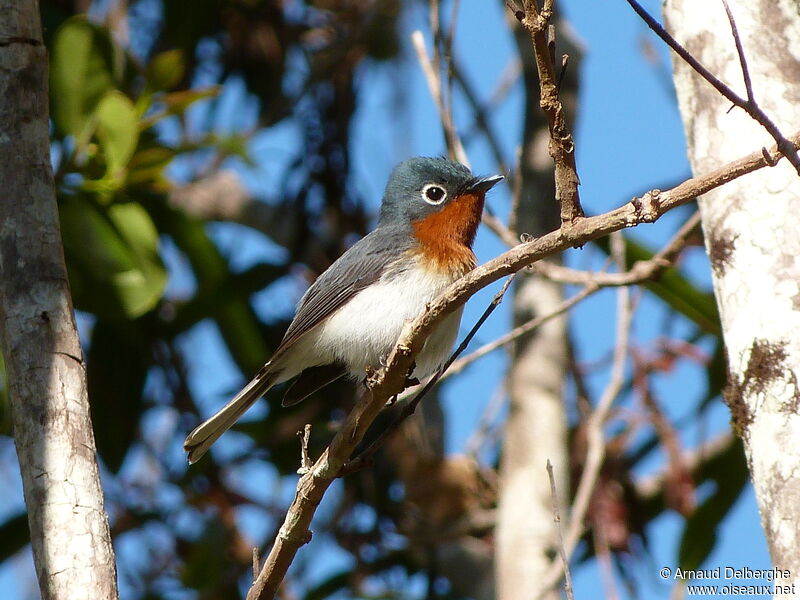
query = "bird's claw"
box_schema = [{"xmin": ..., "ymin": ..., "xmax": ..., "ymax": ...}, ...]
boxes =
[
  {"xmin": 364, "ymin": 365, "xmax": 381, "ymax": 389},
  {"xmin": 402, "ymin": 361, "xmax": 419, "ymax": 390}
]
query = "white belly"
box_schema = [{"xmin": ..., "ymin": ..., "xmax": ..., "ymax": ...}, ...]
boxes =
[{"xmin": 284, "ymin": 265, "xmax": 463, "ymax": 380}]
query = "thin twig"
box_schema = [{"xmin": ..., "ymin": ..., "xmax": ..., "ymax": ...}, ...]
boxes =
[
  {"xmin": 482, "ymin": 211, "xmax": 519, "ymax": 247},
  {"xmin": 413, "ymin": 28, "xmax": 522, "ymax": 247},
  {"xmin": 508, "ymin": 146, "xmax": 523, "ymax": 235},
  {"xmin": 411, "ymin": 30, "xmax": 469, "ymax": 166},
  {"xmin": 444, "ymin": 0, "xmax": 460, "ymax": 128},
  {"xmin": 720, "ymin": 0, "xmax": 754, "ymax": 103},
  {"xmin": 635, "ymin": 431, "xmax": 735, "ymax": 502},
  {"xmin": 297, "ymin": 424, "xmax": 312, "ymax": 475},
  {"xmin": 442, "ymin": 211, "xmax": 700, "ymax": 378},
  {"xmin": 547, "ymin": 459, "xmax": 575, "ymax": 600},
  {"xmin": 533, "ymin": 210, "xmax": 701, "ymax": 286},
  {"xmin": 506, "ymin": 0, "xmax": 524, "ymax": 21},
  {"xmin": 537, "ymin": 233, "xmax": 635, "ymax": 598},
  {"xmin": 624, "ymin": 0, "xmax": 800, "ymax": 174},
  {"xmin": 465, "ymin": 383, "xmax": 508, "ymax": 460},
  {"xmin": 450, "ymin": 56, "xmax": 511, "ymax": 177},
  {"xmin": 448, "ymin": 284, "xmax": 596, "ymax": 376},
  {"xmin": 512, "ymin": 0, "xmax": 584, "ymax": 223}
]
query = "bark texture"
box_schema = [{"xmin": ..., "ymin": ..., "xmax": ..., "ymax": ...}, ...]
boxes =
[
  {"xmin": 665, "ymin": 0, "xmax": 800, "ymax": 589},
  {"xmin": 495, "ymin": 19, "xmax": 580, "ymax": 600},
  {"xmin": 0, "ymin": 2, "xmax": 119, "ymax": 599}
]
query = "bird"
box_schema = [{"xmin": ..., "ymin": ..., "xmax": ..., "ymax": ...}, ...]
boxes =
[{"xmin": 184, "ymin": 157, "xmax": 503, "ymax": 463}]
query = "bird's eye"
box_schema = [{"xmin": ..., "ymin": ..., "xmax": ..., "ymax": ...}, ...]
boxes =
[{"xmin": 422, "ymin": 184, "xmax": 447, "ymax": 205}]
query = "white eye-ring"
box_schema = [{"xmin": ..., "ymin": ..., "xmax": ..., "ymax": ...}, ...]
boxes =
[{"xmin": 422, "ymin": 183, "xmax": 447, "ymax": 205}]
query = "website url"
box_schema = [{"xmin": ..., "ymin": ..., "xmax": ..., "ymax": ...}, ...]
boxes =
[{"xmin": 686, "ymin": 583, "xmax": 791, "ymax": 596}]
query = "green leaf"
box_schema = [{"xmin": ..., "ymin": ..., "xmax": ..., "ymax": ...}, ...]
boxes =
[
  {"xmin": 95, "ymin": 91, "xmax": 139, "ymax": 179},
  {"xmin": 146, "ymin": 49, "xmax": 185, "ymax": 92},
  {"xmin": 136, "ymin": 50, "xmax": 187, "ymax": 118},
  {"xmin": 161, "ymin": 86, "xmax": 220, "ymax": 114},
  {"xmin": 0, "ymin": 513, "xmax": 29, "ymax": 562},
  {"xmin": 87, "ymin": 320, "xmax": 148, "ymax": 472},
  {"xmin": 139, "ymin": 86, "xmax": 220, "ymax": 130},
  {"xmin": 60, "ymin": 197, "xmax": 167, "ymax": 319},
  {"xmin": 50, "ymin": 17, "xmax": 117, "ymax": 139},
  {"xmin": 126, "ymin": 146, "xmax": 176, "ymax": 187}
]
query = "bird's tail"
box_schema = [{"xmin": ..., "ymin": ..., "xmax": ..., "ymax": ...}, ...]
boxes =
[{"xmin": 184, "ymin": 367, "xmax": 278, "ymax": 464}]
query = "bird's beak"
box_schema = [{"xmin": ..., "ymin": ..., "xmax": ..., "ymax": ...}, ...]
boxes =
[{"xmin": 467, "ymin": 174, "xmax": 504, "ymax": 194}]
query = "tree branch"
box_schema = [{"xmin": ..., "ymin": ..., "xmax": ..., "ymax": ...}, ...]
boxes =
[
  {"xmin": 624, "ymin": 0, "xmax": 800, "ymax": 174},
  {"xmin": 411, "ymin": 30, "xmax": 468, "ymax": 166},
  {"xmin": 532, "ymin": 210, "xmax": 701, "ymax": 286},
  {"xmin": 443, "ymin": 210, "xmax": 700, "ymax": 380},
  {"xmin": 245, "ymin": 132, "xmax": 799, "ymax": 600},
  {"xmin": 513, "ymin": 0, "xmax": 583, "ymax": 223},
  {"xmin": 547, "ymin": 459, "xmax": 575, "ymax": 600}
]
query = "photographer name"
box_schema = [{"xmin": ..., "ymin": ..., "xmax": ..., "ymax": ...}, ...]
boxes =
[{"xmin": 674, "ymin": 567, "xmax": 791, "ymax": 582}]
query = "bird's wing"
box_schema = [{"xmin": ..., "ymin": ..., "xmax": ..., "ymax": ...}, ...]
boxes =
[{"xmin": 273, "ymin": 226, "xmax": 411, "ymax": 359}]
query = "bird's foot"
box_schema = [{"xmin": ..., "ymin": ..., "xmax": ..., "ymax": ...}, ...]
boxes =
[
  {"xmin": 402, "ymin": 361, "xmax": 419, "ymax": 390},
  {"xmin": 364, "ymin": 365, "xmax": 381, "ymax": 389}
]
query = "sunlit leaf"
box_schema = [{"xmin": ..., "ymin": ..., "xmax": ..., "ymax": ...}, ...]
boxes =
[
  {"xmin": 146, "ymin": 49, "xmax": 185, "ymax": 92},
  {"xmin": 95, "ymin": 90, "xmax": 139, "ymax": 179},
  {"xmin": 139, "ymin": 86, "xmax": 221, "ymax": 129},
  {"xmin": 60, "ymin": 197, "xmax": 167, "ymax": 319},
  {"xmin": 50, "ymin": 17, "xmax": 116, "ymax": 139}
]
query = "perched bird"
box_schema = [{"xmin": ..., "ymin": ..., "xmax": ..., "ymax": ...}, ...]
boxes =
[{"xmin": 184, "ymin": 157, "xmax": 502, "ymax": 463}]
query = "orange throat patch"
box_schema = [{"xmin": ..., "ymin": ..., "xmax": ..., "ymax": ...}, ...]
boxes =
[{"xmin": 411, "ymin": 192, "xmax": 484, "ymax": 276}]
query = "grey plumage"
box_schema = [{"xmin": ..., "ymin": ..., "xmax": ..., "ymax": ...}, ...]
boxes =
[
  {"xmin": 275, "ymin": 225, "xmax": 414, "ymax": 357},
  {"xmin": 184, "ymin": 156, "xmax": 502, "ymax": 464},
  {"xmin": 184, "ymin": 226, "xmax": 413, "ymax": 463}
]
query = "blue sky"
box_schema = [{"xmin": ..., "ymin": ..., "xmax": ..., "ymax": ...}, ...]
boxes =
[{"xmin": 0, "ymin": 1, "xmax": 774, "ymax": 598}]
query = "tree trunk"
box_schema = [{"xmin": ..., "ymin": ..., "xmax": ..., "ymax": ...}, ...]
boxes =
[
  {"xmin": 665, "ymin": 0, "xmax": 800, "ymax": 588},
  {"xmin": 0, "ymin": 2, "xmax": 119, "ymax": 599},
  {"xmin": 496, "ymin": 19, "xmax": 580, "ymax": 600}
]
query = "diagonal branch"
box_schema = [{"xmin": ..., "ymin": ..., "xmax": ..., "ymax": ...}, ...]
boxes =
[
  {"xmin": 443, "ymin": 211, "xmax": 702, "ymax": 380},
  {"xmin": 245, "ymin": 132, "xmax": 799, "ymax": 600},
  {"xmin": 624, "ymin": 0, "xmax": 800, "ymax": 174},
  {"xmin": 342, "ymin": 274, "xmax": 518, "ymax": 475},
  {"xmin": 532, "ymin": 210, "xmax": 701, "ymax": 286}
]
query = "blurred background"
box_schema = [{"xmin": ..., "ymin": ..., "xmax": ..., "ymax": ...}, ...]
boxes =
[{"xmin": 0, "ymin": 0, "xmax": 770, "ymax": 598}]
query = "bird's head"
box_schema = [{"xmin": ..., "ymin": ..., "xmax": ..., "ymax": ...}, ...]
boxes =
[{"xmin": 378, "ymin": 157, "xmax": 503, "ymax": 241}]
